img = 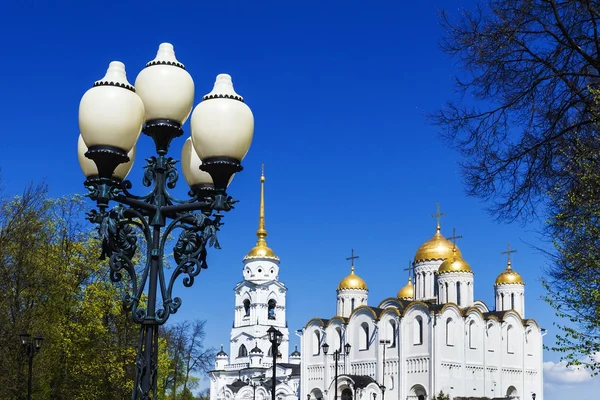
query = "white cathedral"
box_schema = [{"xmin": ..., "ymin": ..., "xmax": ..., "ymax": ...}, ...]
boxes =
[
  {"xmin": 301, "ymin": 219, "xmax": 544, "ymax": 400},
  {"xmin": 210, "ymin": 172, "xmax": 544, "ymax": 400}
]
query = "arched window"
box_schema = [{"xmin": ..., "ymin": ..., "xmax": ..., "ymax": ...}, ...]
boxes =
[
  {"xmin": 313, "ymin": 330, "xmax": 321, "ymax": 355},
  {"xmin": 511, "ymin": 293, "xmax": 515, "ymax": 309},
  {"xmin": 238, "ymin": 344, "xmax": 248, "ymax": 358},
  {"xmin": 388, "ymin": 320, "xmax": 397, "ymax": 348},
  {"xmin": 487, "ymin": 323, "xmax": 496, "ymax": 352},
  {"xmin": 341, "ymin": 388, "xmax": 353, "ymax": 400},
  {"xmin": 445, "ymin": 282, "xmax": 449, "ymax": 302},
  {"xmin": 351, "ymin": 298, "xmax": 355, "ymax": 311},
  {"xmin": 268, "ymin": 299, "xmax": 276, "ymax": 320},
  {"xmin": 445, "ymin": 318, "xmax": 454, "ymax": 346},
  {"xmin": 501, "ymin": 293, "xmax": 505, "ymax": 309},
  {"xmin": 469, "ymin": 321, "xmax": 476, "ymax": 349},
  {"xmin": 413, "ymin": 316, "xmax": 423, "ymax": 345},
  {"xmin": 360, "ymin": 322, "xmax": 369, "ymax": 350},
  {"xmin": 507, "ymin": 325, "xmax": 514, "ymax": 354},
  {"xmin": 243, "ymin": 299, "xmax": 250, "ymax": 316},
  {"xmin": 456, "ymin": 282, "xmax": 461, "ymax": 305},
  {"xmin": 336, "ymin": 327, "xmax": 343, "ymax": 352}
]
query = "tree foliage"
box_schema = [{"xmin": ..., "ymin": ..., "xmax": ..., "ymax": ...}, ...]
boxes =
[
  {"xmin": 433, "ymin": 0, "xmax": 600, "ymax": 372},
  {"xmin": 431, "ymin": 0, "xmax": 600, "ymax": 222},
  {"xmin": 543, "ymin": 133, "xmax": 600, "ymax": 373},
  {"xmin": 0, "ymin": 181, "xmax": 213, "ymax": 399}
]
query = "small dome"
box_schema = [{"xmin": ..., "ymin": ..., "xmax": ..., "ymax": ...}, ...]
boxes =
[
  {"xmin": 437, "ymin": 249, "xmax": 473, "ymax": 274},
  {"xmin": 337, "ymin": 266, "xmax": 368, "ymax": 291},
  {"xmin": 245, "ymin": 244, "xmax": 279, "ymax": 261},
  {"xmin": 495, "ymin": 261, "xmax": 524, "ymax": 285},
  {"xmin": 290, "ymin": 345, "xmax": 301, "ymax": 357},
  {"xmin": 414, "ymin": 227, "xmax": 462, "ymax": 263},
  {"xmin": 216, "ymin": 345, "xmax": 228, "ymax": 357},
  {"xmin": 250, "ymin": 343, "xmax": 263, "ymax": 354},
  {"xmin": 397, "ymin": 277, "xmax": 414, "ymax": 300}
]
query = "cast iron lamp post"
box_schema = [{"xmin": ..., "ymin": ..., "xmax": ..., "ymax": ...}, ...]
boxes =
[
  {"xmin": 378, "ymin": 339, "xmax": 390, "ymax": 400},
  {"xmin": 322, "ymin": 342, "xmax": 351, "ymax": 400},
  {"xmin": 19, "ymin": 332, "xmax": 43, "ymax": 400},
  {"xmin": 267, "ymin": 327, "xmax": 283, "ymax": 400},
  {"xmin": 77, "ymin": 43, "xmax": 254, "ymax": 400},
  {"xmin": 247, "ymin": 377, "xmax": 264, "ymax": 400}
]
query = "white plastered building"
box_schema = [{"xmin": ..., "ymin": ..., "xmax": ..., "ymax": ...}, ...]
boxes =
[
  {"xmin": 209, "ymin": 171, "xmax": 300, "ymax": 400},
  {"xmin": 300, "ymin": 219, "xmax": 544, "ymax": 400}
]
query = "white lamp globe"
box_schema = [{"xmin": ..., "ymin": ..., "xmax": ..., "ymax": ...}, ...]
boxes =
[
  {"xmin": 181, "ymin": 138, "xmax": 213, "ymax": 188},
  {"xmin": 78, "ymin": 61, "xmax": 145, "ymax": 152},
  {"xmin": 135, "ymin": 43, "xmax": 195, "ymax": 125},
  {"xmin": 190, "ymin": 74, "xmax": 254, "ymax": 162},
  {"xmin": 78, "ymin": 135, "xmax": 136, "ymax": 180}
]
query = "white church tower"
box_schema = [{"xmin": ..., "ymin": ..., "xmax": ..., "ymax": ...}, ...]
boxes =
[
  {"xmin": 412, "ymin": 204, "xmax": 463, "ymax": 301},
  {"xmin": 230, "ymin": 167, "xmax": 289, "ymax": 362},
  {"xmin": 494, "ymin": 243, "xmax": 526, "ymax": 317},
  {"xmin": 336, "ymin": 250, "xmax": 368, "ymax": 317}
]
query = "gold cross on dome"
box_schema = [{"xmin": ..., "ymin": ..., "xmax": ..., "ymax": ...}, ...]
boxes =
[
  {"xmin": 501, "ymin": 242, "xmax": 517, "ymax": 263},
  {"xmin": 432, "ymin": 202, "xmax": 446, "ymax": 230},
  {"xmin": 346, "ymin": 249, "xmax": 359, "ymax": 266},
  {"xmin": 403, "ymin": 260, "xmax": 413, "ymax": 279},
  {"xmin": 448, "ymin": 228, "xmax": 463, "ymax": 248}
]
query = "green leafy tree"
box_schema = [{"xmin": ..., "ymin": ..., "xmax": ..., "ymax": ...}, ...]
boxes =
[
  {"xmin": 543, "ymin": 133, "xmax": 600, "ymax": 373},
  {"xmin": 432, "ymin": 391, "xmax": 450, "ymax": 400}
]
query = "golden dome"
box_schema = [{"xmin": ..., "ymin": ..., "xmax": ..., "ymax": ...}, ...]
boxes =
[
  {"xmin": 337, "ymin": 266, "xmax": 368, "ymax": 291},
  {"xmin": 244, "ymin": 166, "xmax": 279, "ymax": 262},
  {"xmin": 437, "ymin": 249, "xmax": 473, "ymax": 274},
  {"xmin": 397, "ymin": 277, "xmax": 414, "ymax": 300},
  {"xmin": 495, "ymin": 261, "xmax": 524, "ymax": 285},
  {"xmin": 414, "ymin": 227, "xmax": 463, "ymax": 263}
]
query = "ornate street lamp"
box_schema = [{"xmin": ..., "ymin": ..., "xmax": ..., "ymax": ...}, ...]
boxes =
[
  {"xmin": 267, "ymin": 326, "xmax": 283, "ymax": 400},
  {"xmin": 19, "ymin": 332, "xmax": 43, "ymax": 400},
  {"xmin": 247, "ymin": 377, "xmax": 265, "ymax": 400},
  {"xmin": 378, "ymin": 339, "xmax": 390, "ymax": 400},
  {"xmin": 322, "ymin": 342, "xmax": 351, "ymax": 400},
  {"xmin": 78, "ymin": 43, "xmax": 254, "ymax": 400}
]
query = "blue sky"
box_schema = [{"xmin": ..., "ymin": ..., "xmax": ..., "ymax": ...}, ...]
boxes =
[{"xmin": 1, "ymin": 0, "xmax": 597, "ymax": 398}]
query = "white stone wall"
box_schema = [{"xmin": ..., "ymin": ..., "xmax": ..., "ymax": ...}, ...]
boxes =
[{"xmin": 301, "ymin": 304, "xmax": 543, "ymax": 400}]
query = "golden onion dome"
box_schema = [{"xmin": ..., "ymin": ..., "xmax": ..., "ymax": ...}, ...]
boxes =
[
  {"xmin": 244, "ymin": 167, "xmax": 280, "ymax": 262},
  {"xmin": 437, "ymin": 248, "xmax": 473, "ymax": 274},
  {"xmin": 414, "ymin": 227, "xmax": 462, "ymax": 263},
  {"xmin": 397, "ymin": 277, "xmax": 414, "ymax": 300},
  {"xmin": 495, "ymin": 261, "xmax": 524, "ymax": 285},
  {"xmin": 337, "ymin": 266, "xmax": 368, "ymax": 291}
]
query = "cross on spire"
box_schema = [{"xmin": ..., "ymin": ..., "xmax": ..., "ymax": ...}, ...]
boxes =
[
  {"xmin": 346, "ymin": 249, "xmax": 359, "ymax": 267},
  {"xmin": 501, "ymin": 242, "xmax": 517, "ymax": 266},
  {"xmin": 448, "ymin": 228, "xmax": 463, "ymax": 248},
  {"xmin": 403, "ymin": 260, "xmax": 413, "ymax": 279},
  {"xmin": 432, "ymin": 202, "xmax": 446, "ymax": 231}
]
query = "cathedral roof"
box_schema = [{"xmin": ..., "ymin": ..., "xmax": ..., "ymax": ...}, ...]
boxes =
[
  {"xmin": 337, "ymin": 266, "xmax": 368, "ymax": 291},
  {"xmin": 216, "ymin": 345, "xmax": 228, "ymax": 357},
  {"xmin": 414, "ymin": 225, "xmax": 462, "ymax": 263},
  {"xmin": 340, "ymin": 375, "xmax": 376, "ymax": 389},
  {"xmin": 244, "ymin": 166, "xmax": 279, "ymax": 262},
  {"xmin": 495, "ymin": 260, "xmax": 524, "ymax": 285},
  {"xmin": 437, "ymin": 248, "xmax": 473, "ymax": 274},
  {"xmin": 397, "ymin": 277, "xmax": 414, "ymax": 300},
  {"xmin": 250, "ymin": 343, "xmax": 263, "ymax": 354},
  {"xmin": 290, "ymin": 345, "xmax": 301, "ymax": 357}
]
